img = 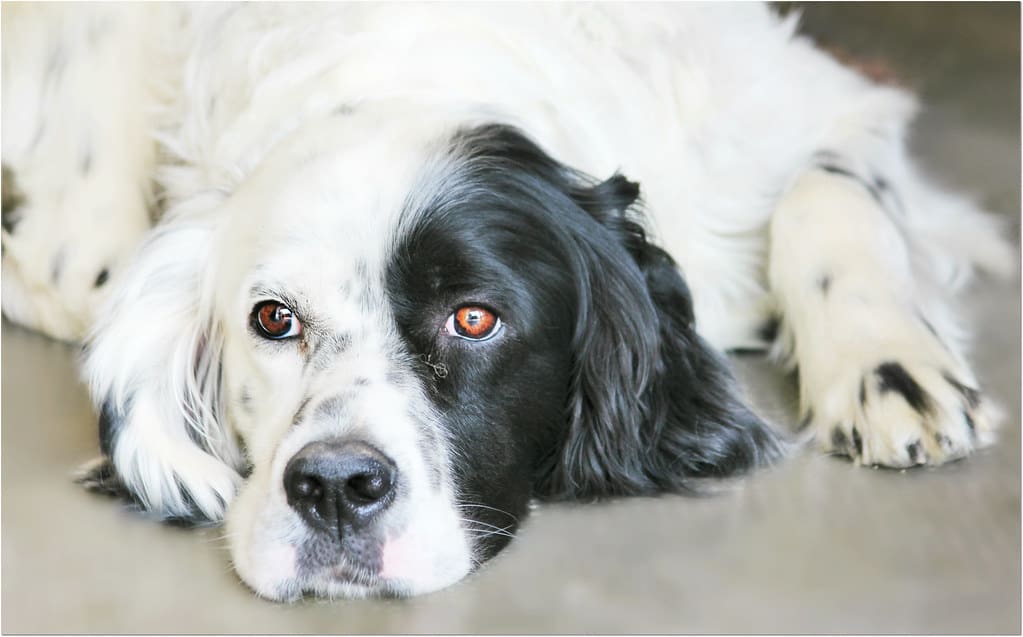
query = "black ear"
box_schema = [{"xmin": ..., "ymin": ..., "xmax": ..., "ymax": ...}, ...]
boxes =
[{"xmin": 537, "ymin": 174, "xmax": 787, "ymax": 499}]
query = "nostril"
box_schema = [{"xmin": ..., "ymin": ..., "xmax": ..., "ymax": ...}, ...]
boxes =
[
  {"xmin": 346, "ymin": 470, "xmax": 391, "ymax": 504},
  {"xmin": 293, "ymin": 475, "xmax": 323, "ymax": 501}
]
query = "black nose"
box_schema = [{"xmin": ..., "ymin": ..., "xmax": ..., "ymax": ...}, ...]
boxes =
[{"xmin": 283, "ymin": 440, "xmax": 397, "ymax": 534}]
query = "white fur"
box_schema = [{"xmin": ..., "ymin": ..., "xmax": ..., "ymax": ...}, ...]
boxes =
[{"xmin": 2, "ymin": 3, "xmax": 1013, "ymax": 598}]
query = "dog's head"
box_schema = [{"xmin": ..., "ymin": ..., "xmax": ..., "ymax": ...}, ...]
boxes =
[{"xmin": 81, "ymin": 108, "xmax": 784, "ymax": 600}]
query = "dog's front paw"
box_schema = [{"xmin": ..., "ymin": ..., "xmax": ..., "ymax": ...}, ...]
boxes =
[{"xmin": 805, "ymin": 361, "xmax": 998, "ymax": 468}]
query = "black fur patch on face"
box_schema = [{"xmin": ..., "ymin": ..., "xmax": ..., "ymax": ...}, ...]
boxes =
[
  {"xmin": 875, "ymin": 362, "xmax": 930, "ymax": 414},
  {"xmin": 1, "ymin": 164, "xmax": 26, "ymax": 234},
  {"xmin": 388, "ymin": 123, "xmax": 783, "ymax": 563}
]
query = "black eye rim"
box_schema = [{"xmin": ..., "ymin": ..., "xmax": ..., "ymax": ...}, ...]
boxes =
[
  {"xmin": 251, "ymin": 299, "xmax": 301, "ymax": 340},
  {"xmin": 447, "ymin": 303, "xmax": 503, "ymax": 342}
]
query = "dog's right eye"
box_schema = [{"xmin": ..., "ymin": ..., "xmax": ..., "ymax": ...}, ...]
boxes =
[{"xmin": 252, "ymin": 301, "xmax": 302, "ymax": 339}]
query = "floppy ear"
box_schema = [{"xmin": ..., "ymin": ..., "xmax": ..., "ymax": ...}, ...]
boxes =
[
  {"xmin": 78, "ymin": 216, "xmax": 244, "ymax": 523},
  {"xmin": 538, "ymin": 174, "xmax": 787, "ymax": 499}
]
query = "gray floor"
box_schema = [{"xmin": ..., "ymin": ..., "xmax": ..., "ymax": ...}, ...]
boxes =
[{"xmin": 2, "ymin": 4, "xmax": 1020, "ymax": 634}]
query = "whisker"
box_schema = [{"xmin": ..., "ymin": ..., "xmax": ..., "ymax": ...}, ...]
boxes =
[{"xmin": 455, "ymin": 501, "xmax": 519, "ymax": 523}]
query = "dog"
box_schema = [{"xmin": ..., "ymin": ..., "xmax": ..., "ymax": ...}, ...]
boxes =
[{"xmin": 1, "ymin": 3, "xmax": 1013, "ymax": 600}]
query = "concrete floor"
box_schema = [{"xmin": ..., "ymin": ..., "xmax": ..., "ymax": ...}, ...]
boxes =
[{"xmin": 2, "ymin": 3, "xmax": 1020, "ymax": 633}]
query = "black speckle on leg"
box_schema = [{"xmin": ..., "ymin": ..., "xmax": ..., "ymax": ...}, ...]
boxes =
[
  {"xmin": 963, "ymin": 410, "xmax": 976, "ymax": 434},
  {"xmin": 876, "ymin": 362, "xmax": 931, "ymax": 414},
  {"xmin": 46, "ymin": 43, "xmax": 69, "ymax": 84},
  {"xmin": 798, "ymin": 409, "xmax": 814, "ymax": 431},
  {"xmin": 98, "ymin": 398, "xmax": 126, "ymax": 457},
  {"xmin": 831, "ymin": 427, "xmax": 849, "ymax": 452},
  {"xmin": 80, "ymin": 146, "xmax": 93, "ymax": 175},
  {"xmin": 905, "ymin": 440, "xmax": 924, "ymax": 464},
  {"xmin": 50, "ymin": 248, "xmax": 67, "ymax": 284},
  {"xmin": 851, "ymin": 426, "xmax": 863, "ymax": 456},
  {"xmin": 29, "ymin": 122, "xmax": 46, "ymax": 152},
  {"xmin": 942, "ymin": 371, "xmax": 981, "ymax": 410},
  {"xmin": 815, "ymin": 161, "xmax": 885, "ymax": 209},
  {"xmin": 859, "ymin": 378, "xmax": 868, "ymax": 407},
  {"xmin": 333, "ymin": 103, "xmax": 356, "ymax": 116},
  {"xmin": 94, "ymin": 268, "xmax": 110, "ymax": 288},
  {"xmin": 1, "ymin": 163, "xmax": 26, "ymax": 234},
  {"xmin": 75, "ymin": 457, "xmax": 130, "ymax": 499},
  {"xmin": 816, "ymin": 273, "xmax": 832, "ymax": 295},
  {"xmin": 933, "ymin": 432, "xmax": 951, "ymax": 451}
]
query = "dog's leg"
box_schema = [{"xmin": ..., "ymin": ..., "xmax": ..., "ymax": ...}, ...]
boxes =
[
  {"xmin": 768, "ymin": 155, "xmax": 1007, "ymax": 467},
  {"xmin": 1, "ymin": 5, "xmax": 168, "ymax": 341}
]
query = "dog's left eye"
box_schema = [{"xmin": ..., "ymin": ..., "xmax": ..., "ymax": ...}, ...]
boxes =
[
  {"xmin": 446, "ymin": 305, "xmax": 502, "ymax": 341},
  {"xmin": 252, "ymin": 301, "xmax": 302, "ymax": 339}
]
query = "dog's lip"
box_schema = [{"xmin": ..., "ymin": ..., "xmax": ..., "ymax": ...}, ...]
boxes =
[
  {"xmin": 328, "ymin": 562, "xmax": 381, "ymax": 587},
  {"xmin": 296, "ymin": 565, "xmax": 408, "ymax": 599}
]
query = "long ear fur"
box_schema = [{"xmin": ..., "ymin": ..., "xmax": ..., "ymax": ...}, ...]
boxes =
[
  {"xmin": 539, "ymin": 173, "xmax": 787, "ymax": 499},
  {"xmin": 80, "ymin": 215, "xmax": 243, "ymax": 523}
]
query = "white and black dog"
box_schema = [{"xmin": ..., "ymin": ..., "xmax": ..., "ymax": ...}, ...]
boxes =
[{"xmin": 1, "ymin": 4, "xmax": 1013, "ymax": 600}]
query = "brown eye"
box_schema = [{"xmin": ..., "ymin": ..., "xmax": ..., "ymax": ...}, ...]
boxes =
[
  {"xmin": 252, "ymin": 301, "xmax": 302, "ymax": 339},
  {"xmin": 446, "ymin": 306, "xmax": 502, "ymax": 341}
]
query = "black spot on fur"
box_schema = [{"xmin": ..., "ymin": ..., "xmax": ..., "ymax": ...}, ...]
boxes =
[
  {"xmin": 29, "ymin": 122, "xmax": 46, "ymax": 151},
  {"xmin": 831, "ymin": 427, "xmax": 848, "ymax": 452},
  {"xmin": 239, "ymin": 386, "xmax": 253, "ymax": 413},
  {"xmin": 963, "ymin": 410, "xmax": 976, "ymax": 434},
  {"xmin": 94, "ymin": 268, "xmax": 110, "ymax": 288},
  {"xmin": 76, "ymin": 458, "xmax": 129, "ymax": 499},
  {"xmin": 798, "ymin": 409, "xmax": 814, "ymax": 432},
  {"xmin": 50, "ymin": 248, "xmax": 66, "ymax": 284},
  {"xmin": 46, "ymin": 43, "xmax": 69, "ymax": 83},
  {"xmin": 816, "ymin": 162, "xmax": 885, "ymax": 208},
  {"xmin": 859, "ymin": 378, "xmax": 868, "ymax": 407},
  {"xmin": 757, "ymin": 316, "xmax": 780, "ymax": 343},
  {"xmin": 919, "ymin": 315, "xmax": 940, "ymax": 339},
  {"xmin": 334, "ymin": 103, "xmax": 356, "ymax": 116},
  {"xmin": 873, "ymin": 175, "xmax": 905, "ymax": 215},
  {"xmin": 97, "ymin": 399, "xmax": 123, "ymax": 457},
  {"xmin": 817, "ymin": 273, "xmax": 832, "ymax": 295},
  {"xmin": 876, "ymin": 362, "xmax": 930, "ymax": 414},
  {"xmin": 1, "ymin": 164, "xmax": 26, "ymax": 233},
  {"xmin": 80, "ymin": 146, "xmax": 93, "ymax": 175},
  {"xmin": 851, "ymin": 426, "xmax": 863, "ymax": 456},
  {"xmin": 905, "ymin": 440, "xmax": 924, "ymax": 464},
  {"xmin": 942, "ymin": 371, "xmax": 981, "ymax": 410}
]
